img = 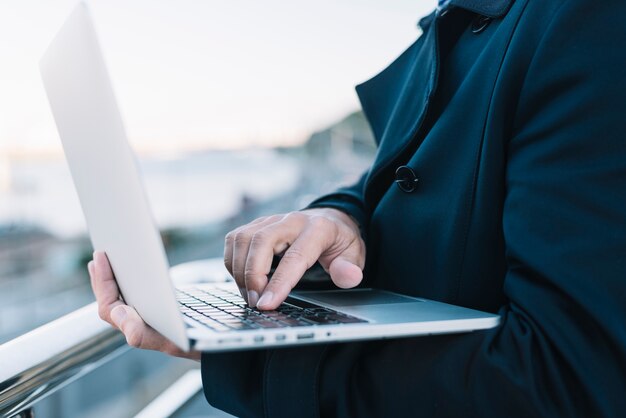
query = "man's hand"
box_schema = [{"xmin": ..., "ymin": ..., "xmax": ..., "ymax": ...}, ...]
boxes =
[
  {"xmin": 224, "ymin": 208, "xmax": 366, "ymax": 310},
  {"xmin": 88, "ymin": 251, "xmax": 200, "ymax": 360}
]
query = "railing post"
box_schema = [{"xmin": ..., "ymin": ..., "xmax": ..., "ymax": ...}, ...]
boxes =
[{"xmin": 0, "ymin": 304, "xmax": 127, "ymax": 417}]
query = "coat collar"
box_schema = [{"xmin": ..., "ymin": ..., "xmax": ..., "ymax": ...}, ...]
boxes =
[
  {"xmin": 419, "ymin": 0, "xmax": 514, "ymax": 31},
  {"xmin": 447, "ymin": 0, "xmax": 514, "ymax": 18}
]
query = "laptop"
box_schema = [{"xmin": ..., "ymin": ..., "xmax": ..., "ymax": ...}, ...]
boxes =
[{"xmin": 39, "ymin": 3, "xmax": 499, "ymax": 352}]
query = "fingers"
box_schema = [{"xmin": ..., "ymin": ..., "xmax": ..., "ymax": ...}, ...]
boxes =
[
  {"xmin": 243, "ymin": 217, "xmax": 309, "ymax": 307},
  {"xmin": 89, "ymin": 253, "xmax": 200, "ymax": 359},
  {"xmin": 256, "ymin": 217, "xmax": 334, "ymax": 310},
  {"xmin": 225, "ymin": 214, "xmax": 297, "ymax": 305},
  {"xmin": 110, "ymin": 305, "xmax": 201, "ymax": 360},
  {"xmin": 88, "ymin": 252, "xmax": 201, "ymax": 360},
  {"xmin": 90, "ymin": 251, "xmax": 124, "ymax": 327},
  {"xmin": 225, "ymin": 216, "xmax": 283, "ymax": 300},
  {"xmin": 223, "ymin": 209, "xmax": 367, "ymax": 311},
  {"xmin": 231, "ymin": 219, "xmax": 277, "ymax": 299},
  {"xmin": 110, "ymin": 305, "xmax": 164, "ymax": 350},
  {"xmin": 318, "ymin": 230, "xmax": 365, "ymax": 289},
  {"xmin": 327, "ymin": 256, "xmax": 364, "ymax": 289}
]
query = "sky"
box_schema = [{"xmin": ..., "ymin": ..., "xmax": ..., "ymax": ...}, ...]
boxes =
[{"xmin": 0, "ymin": 0, "xmax": 436, "ymax": 156}]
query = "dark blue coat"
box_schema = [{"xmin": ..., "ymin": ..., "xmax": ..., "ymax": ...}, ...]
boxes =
[{"xmin": 202, "ymin": 0, "xmax": 626, "ymax": 416}]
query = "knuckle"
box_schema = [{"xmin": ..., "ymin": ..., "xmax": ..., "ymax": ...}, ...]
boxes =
[
  {"xmin": 244, "ymin": 267, "xmax": 263, "ymax": 283},
  {"xmin": 309, "ymin": 215, "xmax": 332, "ymax": 231},
  {"xmin": 223, "ymin": 250, "xmax": 233, "ymax": 265},
  {"xmin": 250, "ymin": 230, "xmax": 269, "ymax": 246},
  {"xmin": 126, "ymin": 328, "xmax": 143, "ymax": 348},
  {"xmin": 226, "ymin": 227, "xmax": 244, "ymax": 243},
  {"xmin": 233, "ymin": 231, "xmax": 250, "ymax": 247},
  {"xmin": 98, "ymin": 306, "xmax": 108, "ymax": 322},
  {"xmin": 281, "ymin": 247, "xmax": 307, "ymax": 266},
  {"xmin": 223, "ymin": 256, "xmax": 231, "ymax": 268},
  {"xmin": 268, "ymin": 272, "xmax": 296, "ymax": 292},
  {"xmin": 232, "ymin": 262, "xmax": 245, "ymax": 278},
  {"xmin": 268, "ymin": 214, "xmax": 283, "ymax": 222},
  {"xmin": 284, "ymin": 211, "xmax": 304, "ymax": 223}
]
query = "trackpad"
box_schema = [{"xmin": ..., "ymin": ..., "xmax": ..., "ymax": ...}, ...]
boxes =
[{"xmin": 298, "ymin": 289, "xmax": 420, "ymax": 307}]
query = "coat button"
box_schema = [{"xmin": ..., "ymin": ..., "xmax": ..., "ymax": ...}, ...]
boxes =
[
  {"xmin": 395, "ymin": 166, "xmax": 419, "ymax": 193},
  {"xmin": 437, "ymin": 6, "xmax": 452, "ymax": 18},
  {"xmin": 471, "ymin": 15, "xmax": 492, "ymax": 34}
]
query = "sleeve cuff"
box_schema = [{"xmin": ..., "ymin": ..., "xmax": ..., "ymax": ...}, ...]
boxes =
[{"xmin": 305, "ymin": 192, "xmax": 368, "ymax": 240}]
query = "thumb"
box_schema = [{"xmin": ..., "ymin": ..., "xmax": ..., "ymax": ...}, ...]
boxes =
[
  {"xmin": 110, "ymin": 305, "xmax": 129, "ymax": 328},
  {"xmin": 328, "ymin": 256, "xmax": 363, "ymax": 289}
]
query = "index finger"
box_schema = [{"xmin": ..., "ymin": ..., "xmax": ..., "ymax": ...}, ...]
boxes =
[
  {"xmin": 91, "ymin": 251, "xmax": 124, "ymax": 327},
  {"xmin": 256, "ymin": 227, "xmax": 328, "ymax": 310}
]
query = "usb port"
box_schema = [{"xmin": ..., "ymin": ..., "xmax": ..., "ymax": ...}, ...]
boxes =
[
  {"xmin": 297, "ymin": 333, "xmax": 315, "ymax": 340},
  {"xmin": 275, "ymin": 334, "xmax": 286, "ymax": 341},
  {"xmin": 218, "ymin": 337, "xmax": 242, "ymax": 344}
]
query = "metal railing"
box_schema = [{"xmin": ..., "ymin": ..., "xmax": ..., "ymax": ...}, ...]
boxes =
[
  {"xmin": 0, "ymin": 258, "xmax": 231, "ymax": 418},
  {"xmin": 0, "ymin": 303, "xmax": 128, "ymax": 417}
]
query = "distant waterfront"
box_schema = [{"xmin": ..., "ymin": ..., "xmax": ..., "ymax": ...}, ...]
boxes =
[
  {"xmin": 0, "ymin": 148, "xmax": 299, "ymax": 341},
  {"xmin": 0, "ymin": 108, "xmax": 375, "ymax": 338},
  {"xmin": 0, "ymin": 148, "xmax": 300, "ymax": 238},
  {"xmin": 1, "ymin": 111, "xmax": 376, "ymax": 416}
]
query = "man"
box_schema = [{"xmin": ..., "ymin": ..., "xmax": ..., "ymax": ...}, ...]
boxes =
[{"xmin": 90, "ymin": 0, "xmax": 626, "ymax": 416}]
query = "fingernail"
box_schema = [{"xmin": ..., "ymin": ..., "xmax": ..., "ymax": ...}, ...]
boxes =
[
  {"xmin": 257, "ymin": 291, "xmax": 274, "ymax": 309},
  {"xmin": 111, "ymin": 306, "xmax": 127, "ymax": 326},
  {"xmin": 87, "ymin": 261, "xmax": 94, "ymax": 275},
  {"xmin": 248, "ymin": 290, "xmax": 259, "ymax": 308},
  {"xmin": 239, "ymin": 287, "xmax": 248, "ymax": 303}
]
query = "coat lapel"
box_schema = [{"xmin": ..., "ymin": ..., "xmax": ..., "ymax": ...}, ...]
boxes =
[
  {"xmin": 356, "ymin": 13, "xmax": 440, "ymax": 188},
  {"xmin": 448, "ymin": 0, "xmax": 514, "ymax": 18},
  {"xmin": 355, "ymin": 0, "xmax": 515, "ymax": 200}
]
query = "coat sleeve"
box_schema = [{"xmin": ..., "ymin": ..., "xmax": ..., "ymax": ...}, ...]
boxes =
[
  {"xmin": 315, "ymin": 1, "xmax": 626, "ymax": 417},
  {"xmin": 305, "ymin": 169, "xmax": 370, "ymax": 233},
  {"xmin": 201, "ymin": 1, "xmax": 626, "ymax": 416}
]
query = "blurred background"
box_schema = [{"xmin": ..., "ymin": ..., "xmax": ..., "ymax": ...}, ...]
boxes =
[{"xmin": 1, "ymin": 0, "xmax": 436, "ymax": 416}]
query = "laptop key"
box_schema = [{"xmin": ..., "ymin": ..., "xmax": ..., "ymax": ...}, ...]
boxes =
[
  {"xmin": 255, "ymin": 320, "xmax": 281, "ymax": 328},
  {"xmin": 218, "ymin": 317, "xmax": 248, "ymax": 324},
  {"xmin": 180, "ymin": 287, "xmax": 369, "ymax": 332},
  {"xmin": 264, "ymin": 312, "xmax": 290, "ymax": 319},
  {"xmin": 307, "ymin": 308, "xmax": 334, "ymax": 314},
  {"xmin": 225, "ymin": 322, "xmax": 255, "ymax": 330}
]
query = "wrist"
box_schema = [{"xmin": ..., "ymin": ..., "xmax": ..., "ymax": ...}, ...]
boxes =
[{"xmin": 301, "ymin": 207, "xmax": 360, "ymax": 234}]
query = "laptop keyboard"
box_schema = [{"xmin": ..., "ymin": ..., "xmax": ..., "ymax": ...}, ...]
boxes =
[{"xmin": 177, "ymin": 286, "xmax": 367, "ymax": 332}]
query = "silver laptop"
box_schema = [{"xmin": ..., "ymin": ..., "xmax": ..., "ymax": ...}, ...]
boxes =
[{"xmin": 39, "ymin": 3, "xmax": 499, "ymax": 352}]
